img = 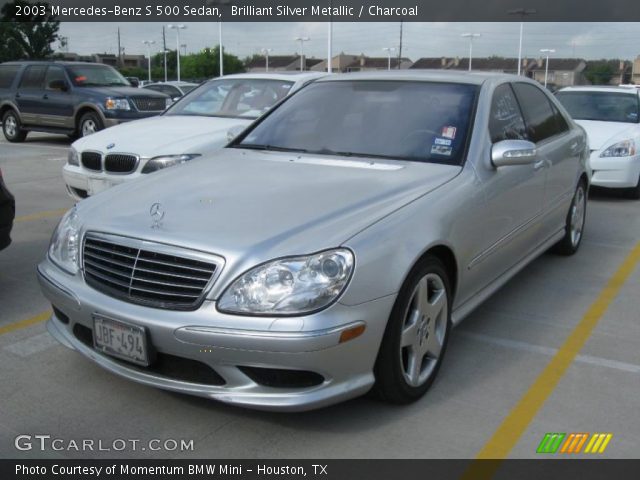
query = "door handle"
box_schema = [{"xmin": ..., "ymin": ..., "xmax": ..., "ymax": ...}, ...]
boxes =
[
  {"xmin": 570, "ymin": 142, "xmax": 582, "ymax": 154},
  {"xmin": 533, "ymin": 159, "xmax": 547, "ymax": 171},
  {"xmin": 42, "ymin": 94, "xmax": 48, "ymax": 100}
]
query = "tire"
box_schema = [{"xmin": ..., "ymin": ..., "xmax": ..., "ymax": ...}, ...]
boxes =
[
  {"xmin": 552, "ymin": 180, "xmax": 587, "ymax": 256},
  {"xmin": 78, "ymin": 111, "xmax": 103, "ymax": 137},
  {"xmin": 374, "ymin": 255, "xmax": 452, "ymax": 404},
  {"xmin": 627, "ymin": 175, "xmax": 640, "ymax": 200},
  {"xmin": 2, "ymin": 110, "xmax": 27, "ymax": 142}
]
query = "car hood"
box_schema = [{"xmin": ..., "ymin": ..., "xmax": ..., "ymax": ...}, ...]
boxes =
[
  {"xmin": 77, "ymin": 149, "xmax": 461, "ymax": 273},
  {"xmin": 77, "ymin": 86, "xmax": 167, "ymax": 98},
  {"xmin": 574, "ymin": 120, "xmax": 640, "ymax": 151},
  {"xmin": 71, "ymin": 116, "xmax": 252, "ymax": 157}
]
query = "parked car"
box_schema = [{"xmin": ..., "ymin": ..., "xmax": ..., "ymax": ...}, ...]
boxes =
[
  {"xmin": 0, "ymin": 61, "xmax": 170, "ymax": 142},
  {"xmin": 556, "ymin": 86, "xmax": 640, "ymax": 198},
  {"xmin": 39, "ymin": 71, "xmax": 589, "ymax": 411},
  {"xmin": 142, "ymin": 81, "xmax": 199, "ymax": 102},
  {"xmin": 62, "ymin": 72, "xmax": 324, "ymax": 200},
  {"xmin": 0, "ymin": 167, "xmax": 15, "ymax": 251}
]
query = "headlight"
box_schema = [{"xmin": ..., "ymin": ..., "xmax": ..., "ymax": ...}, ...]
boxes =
[
  {"xmin": 67, "ymin": 147, "xmax": 79, "ymax": 166},
  {"xmin": 600, "ymin": 139, "xmax": 636, "ymax": 157},
  {"xmin": 48, "ymin": 208, "xmax": 81, "ymax": 274},
  {"xmin": 141, "ymin": 154, "xmax": 201, "ymax": 174},
  {"xmin": 104, "ymin": 97, "xmax": 131, "ymax": 110},
  {"xmin": 218, "ymin": 249, "xmax": 354, "ymax": 315}
]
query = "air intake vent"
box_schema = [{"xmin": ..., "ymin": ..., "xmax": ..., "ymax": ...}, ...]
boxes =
[
  {"xmin": 81, "ymin": 152, "xmax": 102, "ymax": 171},
  {"xmin": 105, "ymin": 154, "xmax": 138, "ymax": 174}
]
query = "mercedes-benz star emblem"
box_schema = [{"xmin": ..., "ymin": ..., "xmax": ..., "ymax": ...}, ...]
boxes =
[
  {"xmin": 106, "ymin": 143, "xmax": 115, "ymax": 150},
  {"xmin": 150, "ymin": 202, "xmax": 165, "ymax": 229}
]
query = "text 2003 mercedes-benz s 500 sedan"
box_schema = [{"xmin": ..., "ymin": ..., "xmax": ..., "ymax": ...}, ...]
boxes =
[{"xmin": 38, "ymin": 71, "xmax": 590, "ymax": 411}]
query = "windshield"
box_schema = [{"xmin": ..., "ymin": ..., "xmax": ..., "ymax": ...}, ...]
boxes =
[
  {"xmin": 556, "ymin": 91, "xmax": 640, "ymax": 123},
  {"xmin": 236, "ymin": 81, "xmax": 478, "ymax": 164},
  {"xmin": 165, "ymin": 78, "xmax": 294, "ymax": 119},
  {"xmin": 180, "ymin": 85, "xmax": 197, "ymax": 94},
  {"xmin": 66, "ymin": 65, "xmax": 130, "ymax": 87}
]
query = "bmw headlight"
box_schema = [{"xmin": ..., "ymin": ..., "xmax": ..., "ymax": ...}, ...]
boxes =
[
  {"xmin": 67, "ymin": 147, "xmax": 79, "ymax": 166},
  {"xmin": 600, "ymin": 140, "xmax": 636, "ymax": 157},
  {"xmin": 48, "ymin": 208, "xmax": 81, "ymax": 274},
  {"xmin": 218, "ymin": 249, "xmax": 354, "ymax": 315},
  {"xmin": 141, "ymin": 154, "xmax": 201, "ymax": 174},
  {"xmin": 104, "ymin": 97, "xmax": 131, "ymax": 110}
]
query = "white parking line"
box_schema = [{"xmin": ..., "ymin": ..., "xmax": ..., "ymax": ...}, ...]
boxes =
[
  {"xmin": 458, "ymin": 331, "xmax": 640, "ymax": 375},
  {"xmin": 3, "ymin": 332, "xmax": 59, "ymax": 358}
]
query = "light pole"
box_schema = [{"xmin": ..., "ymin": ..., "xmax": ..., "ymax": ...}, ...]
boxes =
[
  {"xmin": 142, "ymin": 40, "xmax": 155, "ymax": 82},
  {"xmin": 167, "ymin": 24, "xmax": 186, "ymax": 81},
  {"xmin": 382, "ymin": 47, "xmax": 396, "ymax": 71},
  {"xmin": 295, "ymin": 37, "xmax": 310, "ymax": 71},
  {"xmin": 508, "ymin": 8, "xmax": 537, "ymax": 75},
  {"xmin": 261, "ymin": 48, "xmax": 273, "ymax": 72},
  {"xmin": 461, "ymin": 33, "xmax": 481, "ymax": 72},
  {"xmin": 163, "ymin": 49, "xmax": 170, "ymax": 82},
  {"xmin": 540, "ymin": 48, "xmax": 556, "ymax": 87}
]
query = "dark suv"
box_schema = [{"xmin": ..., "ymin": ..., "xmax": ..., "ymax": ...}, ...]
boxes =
[{"xmin": 0, "ymin": 61, "xmax": 169, "ymax": 142}]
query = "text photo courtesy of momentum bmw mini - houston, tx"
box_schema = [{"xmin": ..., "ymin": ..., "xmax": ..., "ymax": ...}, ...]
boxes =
[{"xmin": 1, "ymin": 0, "xmax": 640, "ymax": 478}]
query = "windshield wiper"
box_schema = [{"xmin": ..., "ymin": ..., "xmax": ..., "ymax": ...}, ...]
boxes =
[
  {"xmin": 235, "ymin": 144, "xmax": 312, "ymax": 153},
  {"xmin": 309, "ymin": 148, "xmax": 400, "ymax": 161}
]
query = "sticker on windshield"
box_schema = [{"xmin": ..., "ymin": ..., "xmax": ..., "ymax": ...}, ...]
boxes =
[
  {"xmin": 434, "ymin": 138, "xmax": 452, "ymax": 146},
  {"xmin": 441, "ymin": 126, "xmax": 457, "ymax": 139},
  {"xmin": 431, "ymin": 145, "xmax": 453, "ymax": 156}
]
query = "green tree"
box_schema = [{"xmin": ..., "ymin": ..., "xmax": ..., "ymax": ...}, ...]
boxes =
[
  {"xmin": 0, "ymin": 0, "xmax": 59, "ymax": 62},
  {"xmin": 181, "ymin": 46, "xmax": 244, "ymax": 81},
  {"xmin": 584, "ymin": 61, "xmax": 615, "ymax": 85}
]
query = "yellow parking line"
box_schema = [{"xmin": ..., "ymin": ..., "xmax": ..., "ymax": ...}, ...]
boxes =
[
  {"xmin": 14, "ymin": 208, "xmax": 68, "ymax": 223},
  {"xmin": 0, "ymin": 311, "xmax": 51, "ymax": 336},
  {"xmin": 461, "ymin": 242, "xmax": 640, "ymax": 478}
]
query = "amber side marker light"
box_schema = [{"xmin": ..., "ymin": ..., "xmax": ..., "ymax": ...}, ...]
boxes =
[{"xmin": 339, "ymin": 324, "xmax": 366, "ymax": 343}]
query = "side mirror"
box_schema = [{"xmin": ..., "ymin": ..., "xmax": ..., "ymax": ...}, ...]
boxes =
[
  {"xmin": 226, "ymin": 124, "xmax": 246, "ymax": 142},
  {"xmin": 49, "ymin": 79, "xmax": 68, "ymax": 92},
  {"xmin": 491, "ymin": 140, "xmax": 537, "ymax": 167},
  {"xmin": 126, "ymin": 77, "xmax": 140, "ymax": 87}
]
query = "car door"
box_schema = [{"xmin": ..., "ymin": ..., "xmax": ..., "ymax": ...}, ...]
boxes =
[
  {"xmin": 15, "ymin": 65, "xmax": 47, "ymax": 125},
  {"xmin": 511, "ymin": 82, "xmax": 583, "ymax": 241},
  {"xmin": 471, "ymin": 82, "xmax": 546, "ymax": 280},
  {"xmin": 40, "ymin": 66, "xmax": 74, "ymax": 129}
]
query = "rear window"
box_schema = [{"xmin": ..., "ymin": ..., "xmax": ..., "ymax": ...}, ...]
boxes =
[
  {"xmin": 0, "ymin": 65, "xmax": 20, "ymax": 89},
  {"xmin": 238, "ymin": 80, "xmax": 478, "ymax": 165},
  {"xmin": 556, "ymin": 91, "xmax": 640, "ymax": 124}
]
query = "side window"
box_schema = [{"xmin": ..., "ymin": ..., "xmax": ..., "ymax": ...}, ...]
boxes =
[
  {"xmin": 18, "ymin": 66, "xmax": 47, "ymax": 89},
  {"xmin": 0, "ymin": 65, "xmax": 20, "ymax": 88},
  {"xmin": 44, "ymin": 66, "xmax": 67, "ymax": 90},
  {"xmin": 489, "ymin": 83, "xmax": 527, "ymax": 143},
  {"xmin": 550, "ymin": 102, "xmax": 569, "ymax": 134},
  {"xmin": 512, "ymin": 83, "xmax": 563, "ymax": 143},
  {"xmin": 144, "ymin": 85, "xmax": 162, "ymax": 93}
]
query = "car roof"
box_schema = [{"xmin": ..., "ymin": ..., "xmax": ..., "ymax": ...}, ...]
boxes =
[
  {"xmin": 313, "ymin": 69, "xmax": 517, "ymax": 86},
  {"xmin": 214, "ymin": 72, "xmax": 327, "ymax": 84},
  {"xmin": 558, "ymin": 85, "xmax": 640, "ymax": 95}
]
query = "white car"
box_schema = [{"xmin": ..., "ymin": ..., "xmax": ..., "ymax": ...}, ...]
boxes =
[
  {"xmin": 63, "ymin": 72, "xmax": 325, "ymax": 200},
  {"xmin": 556, "ymin": 86, "xmax": 640, "ymax": 198}
]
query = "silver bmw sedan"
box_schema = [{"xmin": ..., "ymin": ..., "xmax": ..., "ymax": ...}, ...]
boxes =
[{"xmin": 38, "ymin": 71, "xmax": 589, "ymax": 411}]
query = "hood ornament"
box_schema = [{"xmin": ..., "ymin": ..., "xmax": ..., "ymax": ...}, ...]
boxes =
[
  {"xmin": 150, "ymin": 202, "xmax": 165, "ymax": 229},
  {"xmin": 106, "ymin": 143, "xmax": 115, "ymax": 150}
]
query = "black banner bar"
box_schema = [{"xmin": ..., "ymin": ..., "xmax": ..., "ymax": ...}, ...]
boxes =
[
  {"xmin": 3, "ymin": 0, "xmax": 640, "ymax": 22},
  {"xmin": 2, "ymin": 460, "xmax": 640, "ymax": 480}
]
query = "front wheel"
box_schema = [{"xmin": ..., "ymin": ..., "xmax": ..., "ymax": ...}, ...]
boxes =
[
  {"xmin": 552, "ymin": 180, "xmax": 587, "ymax": 256},
  {"xmin": 374, "ymin": 255, "xmax": 452, "ymax": 404},
  {"xmin": 2, "ymin": 110, "xmax": 27, "ymax": 142},
  {"xmin": 78, "ymin": 112, "xmax": 103, "ymax": 137}
]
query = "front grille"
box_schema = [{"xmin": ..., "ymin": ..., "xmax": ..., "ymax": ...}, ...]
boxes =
[
  {"xmin": 81, "ymin": 151, "xmax": 102, "ymax": 171},
  {"xmin": 82, "ymin": 235, "xmax": 218, "ymax": 310},
  {"xmin": 105, "ymin": 154, "xmax": 138, "ymax": 174},
  {"xmin": 131, "ymin": 97, "xmax": 166, "ymax": 112}
]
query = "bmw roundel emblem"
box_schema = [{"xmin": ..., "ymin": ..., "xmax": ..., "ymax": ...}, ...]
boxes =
[{"xmin": 106, "ymin": 143, "xmax": 115, "ymax": 150}]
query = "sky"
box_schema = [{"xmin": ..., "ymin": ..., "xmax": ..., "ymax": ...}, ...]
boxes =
[{"xmin": 57, "ymin": 22, "xmax": 640, "ymax": 61}]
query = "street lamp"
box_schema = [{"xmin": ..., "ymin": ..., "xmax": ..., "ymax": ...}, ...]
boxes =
[
  {"xmin": 206, "ymin": 0, "xmax": 231, "ymax": 77},
  {"xmin": 163, "ymin": 49, "xmax": 170, "ymax": 82},
  {"xmin": 461, "ymin": 33, "xmax": 481, "ymax": 72},
  {"xmin": 540, "ymin": 48, "xmax": 556, "ymax": 87},
  {"xmin": 261, "ymin": 48, "xmax": 273, "ymax": 72},
  {"xmin": 167, "ymin": 24, "xmax": 186, "ymax": 81},
  {"xmin": 295, "ymin": 37, "xmax": 310, "ymax": 71},
  {"xmin": 508, "ymin": 8, "xmax": 537, "ymax": 75},
  {"xmin": 382, "ymin": 47, "xmax": 396, "ymax": 71},
  {"xmin": 142, "ymin": 40, "xmax": 155, "ymax": 82}
]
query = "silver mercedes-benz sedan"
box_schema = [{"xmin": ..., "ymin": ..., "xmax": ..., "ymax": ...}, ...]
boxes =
[{"xmin": 38, "ymin": 71, "xmax": 589, "ymax": 411}]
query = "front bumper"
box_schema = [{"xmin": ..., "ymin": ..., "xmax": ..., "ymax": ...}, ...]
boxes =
[
  {"xmin": 37, "ymin": 258, "xmax": 394, "ymax": 411},
  {"xmin": 62, "ymin": 164, "xmax": 144, "ymax": 201},
  {"xmin": 589, "ymin": 152, "xmax": 640, "ymax": 189}
]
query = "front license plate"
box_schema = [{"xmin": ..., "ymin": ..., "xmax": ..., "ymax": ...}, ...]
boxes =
[
  {"xmin": 87, "ymin": 178, "xmax": 111, "ymax": 195},
  {"xmin": 93, "ymin": 315, "xmax": 149, "ymax": 366}
]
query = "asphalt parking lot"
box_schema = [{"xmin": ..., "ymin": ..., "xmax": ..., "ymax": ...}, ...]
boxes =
[{"xmin": 0, "ymin": 133, "xmax": 639, "ymax": 460}]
